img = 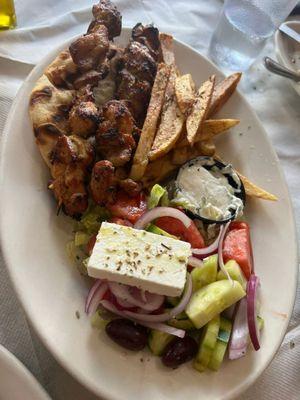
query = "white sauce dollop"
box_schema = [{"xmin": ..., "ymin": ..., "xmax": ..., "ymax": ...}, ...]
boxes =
[{"xmin": 175, "ymin": 164, "xmax": 244, "ymax": 221}]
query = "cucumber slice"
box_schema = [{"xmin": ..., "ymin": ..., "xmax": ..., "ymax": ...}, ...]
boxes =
[
  {"xmin": 208, "ymin": 317, "xmax": 232, "ymax": 371},
  {"xmin": 74, "ymin": 231, "xmax": 90, "ymax": 247},
  {"xmin": 193, "ymin": 315, "xmax": 220, "ymax": 372},
  {"xmin": 217, "ymin": 260, "xmax": 247, "ymax": 290},
  {"xmin": 148, "ymin": 329, "xmax": 173, "ymax": 356},
  {"xmin": 186, "ymin": 280, "xmax": 246, "ymax": 329},
  {"xmin": 168, "ymin": 318, "xmax": 195, "ymax": 330},
  {"xmin": 191, "ymin": 255, "xmax": 218, "ymax": 291},
  {"xmin": 147, "ymin": 224, "xmax": 177, "ymax": 239}
]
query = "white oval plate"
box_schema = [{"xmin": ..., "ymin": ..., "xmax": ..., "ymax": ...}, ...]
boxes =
[
  {"xmin": 0, "ymin": 345, "xmax": 50, "ymax": 400},
  {"xmin": 0, "ymin": 28, "xmax": 298, "ymax": 400}
]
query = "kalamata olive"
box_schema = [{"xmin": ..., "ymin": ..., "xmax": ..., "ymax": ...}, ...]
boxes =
[
  {"xmin": 162, "ymin": 336, "xmax": 198, "ymax": 368},
  {"xmin": 105, "ymin": 318, "xmax": 148, "ymax": 351}
]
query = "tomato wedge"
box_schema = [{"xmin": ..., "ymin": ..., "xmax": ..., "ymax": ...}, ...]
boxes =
[
  {"xmin": 223, "ymin": 221, "xmax": 253, "ymax": 279},
  {"xmin": 155, "ymin": 216, "xmax": 205, "ymax": 248},
  {"xmin": 107, "ymin": 191, "xmax": 147, "ymax": 223}
]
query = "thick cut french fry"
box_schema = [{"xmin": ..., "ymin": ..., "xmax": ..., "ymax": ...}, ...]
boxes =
[
  {"xmin": 149, "ymin": 67, "xmax": 185, "ymax": 161},
  {"xmin": 129, "ymin": 63, "xmax": 171, "ymax": 181},
  {"xmin": 208, "ymin": 72, "xmax": 242, "ymax": 117},
  {"xmin": 186, "ymin": 75, "xmax": 215, "ymax": 145},
  {"xmin": 175, "ymin": 74, "xmax": 195, "ymax": 116},
  {"xmin": 144, "ymin": 142, "xmax": 208, "ymax": 187},
  {"xmin": 238, "ymin": 173, "xmax": 278, "ymax": 201},
  {"xmin": 215, "ymin": 155, "xmax": 278, "ymax": 201},
  {"xmin": 196, "ymin": 139, "xmax": 216, "ymax": 157},
  {"xmin": 177, "ymin": 118, "xmax": 239, "ymax": 147},
  {"xmin": 160, "ymin": 33, "xmax": 176, "ymax": 66}
]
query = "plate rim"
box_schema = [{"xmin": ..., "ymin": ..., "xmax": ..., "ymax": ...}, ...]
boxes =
[
  {"xmin": 0, "ymin": 27, "xmax": 298, "ymax": 400},
  {"xmin": 0, "ymin": 345, "xmax": 51, "ymax": 400}
]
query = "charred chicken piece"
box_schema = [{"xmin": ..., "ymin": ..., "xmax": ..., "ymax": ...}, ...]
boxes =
[
  {"xmin": 118, "ymin": 178, "xmax": 142, "ymax": 197},
  {"xmin": 49, "ymin": 135, "xmax": 94, "ymax": 218},
  {"xmin": 68, "ymin": 85, "xmax": 99, "ymax": 137},
  {"xmin": 88, "ymin": 0, "xmax": 121, "ymax": 40},
  {"xmin": 90, "ymin": 160, "xmax": 117, "ymax": 205},
  {"xmin": 132, "ymin": 23, "xmax": 162, "ymax": 62},
  {"xmin": 69, "ymin": 101, "xmax": 99, "ymax": 138},
  {"xmin": 116, "ymin": 41, "xmax": 157, "ymax": 126},
  {"xmin": 69, "ymin": 24, "xmax": 109, "ymax": 71},
  {"xmin": 123, "ymin": 41, "xmax": 157, "ymax": 82},
  {"xmin": 96, "ymin": 100, "xmax": 137, "ymax": 166},
  {"xmin": 73, "ymin": 70, "xmax": 103, "ymax": 90}
]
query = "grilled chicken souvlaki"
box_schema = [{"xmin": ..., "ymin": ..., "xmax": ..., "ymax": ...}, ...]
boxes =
[{"xmin": 29, "ymin": 0, "xmax": 277, "ymax": 373}]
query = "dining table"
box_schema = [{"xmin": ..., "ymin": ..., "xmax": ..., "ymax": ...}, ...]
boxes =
[{"xmin": 0, "ymin": 0, "xmax": 299, "ymax": 399}]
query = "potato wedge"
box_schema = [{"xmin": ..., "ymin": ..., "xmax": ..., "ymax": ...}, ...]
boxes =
[
  {"xmin": 177, "ymin": 118, "xmax": 239, "ymax": 147},
  {"xmin": 238, "ymin": 172, "xmax": 278, "ymax": 201},
  {"xmin": 186, "ymin": 75, "xmax": 215, "ymax": 145},
  {"xmin": 175, "ymin": 74, "xmax": 195, "ymax": 115},
  {"xmin": 129, "ymin": 63, "xmax": 171, "ymax": 181},
  {"xmin": 149, "ymin": 67, "xmax": 185, "ymax": 161},
  {"xmin": 160, "ymin": 33, "xmax": 176, "ymax": 66},
  {"xmin": 208, "ymin": 72, "xmax": 242, "ymax": 117},
  {"xmin": 196, "ymin": 139, "xmax": 216, "ymax": 157},
  {"xmin": 142, "ymin": 153, "xmax": 176, "ymax": 188},
  {"xmin": 144, "ymin": 142, "xmax": 209, "ymax": 187},
  {"xmin": 215, "ymin": 155, "xmax": 278, "ymax": 201}
]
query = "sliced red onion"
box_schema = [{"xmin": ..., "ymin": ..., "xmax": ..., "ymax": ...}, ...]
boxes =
[
  {"xmin": 123, "ymin": 274, "xmax": 193, "ymax": 323},
  {"xmin": 247, "ymin": 275, "xmax": 260, "ymax": 351},
  {"xmin": 229, "ymin": 298, "xmax": 248, "ymax": 360},
  {"xmin": 134, "ymin": 206, "xmax": 191, "ymax": 230},
  {"xmin": 100, "ymin": 300, "xmax": 185, "ymax": 338},
  {"xmin": 108, "ymin": 282, "xmax": 164, "ymax": 312},
  {"xmin": 86, "ymin": 281, "xmax": 108, "ymax": 315},
  {"xmin": 140, "ymin": 290, "xmax": 147, "ymax": 303},
  {"xmin": 85, "ymin": 280, "xmax": 102, "ymax": 313},
  {"xmin": 188, "ymin": 256, "xmax": 204, "ymax": 269},
  {"xmin": 218, "ymin": 221, "xmax": 232, "ymax": 283},
  {"xmin": 140, "ymin": 321, "xmax": 185, "ymax": 338},
  {"xmin": 192, "ymin": 225, "xmax": 224, "ymax": 258}
]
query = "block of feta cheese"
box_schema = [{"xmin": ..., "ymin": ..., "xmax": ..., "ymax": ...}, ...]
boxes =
[{"xmin": 87, "ymin": 222, "xmax": 191, "ymax": 296}]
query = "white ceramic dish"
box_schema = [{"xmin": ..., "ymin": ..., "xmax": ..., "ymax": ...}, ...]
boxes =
[
  {"xmin": 275, "ymin": 21, "xmax": 300, "ymax": 96},
  {"xmin": 0, "ymin": 28, "xmax": 298, "ymax": 400},
  {"xmin": 0, "ymin": 345, "xmax": 51, "ymax": 400}
]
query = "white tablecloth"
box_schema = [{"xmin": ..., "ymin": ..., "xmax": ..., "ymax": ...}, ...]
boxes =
[{"xmin": 0, "ymin": 1, "xmax": 299, "ymax": 399}]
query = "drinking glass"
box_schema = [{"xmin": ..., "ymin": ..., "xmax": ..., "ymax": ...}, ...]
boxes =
[{"xmin": 209, "ymin": 0, "xmax": 298, "ymax": 71}]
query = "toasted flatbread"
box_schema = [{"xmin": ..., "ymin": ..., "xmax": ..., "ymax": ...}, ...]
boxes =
[
  {"xmin": 177, "ymin": 118, "xmax": 239, "ymax": 147},
  {"xmin": 186, "ymin": 75, "xmax": 215, "ymax": 145},
  {"xmin": 29, "ymin": 74, "xmax": 74, "ymax": 134},
  {"xmin": 129, "ymin": 63, "xmax": 171, "ymax": 181},
  {"xmin": 160, "ymin": 33, "xmax": 176, "ymax": 66},
  {"xmin": 45, "ymin": 50, "xmax": 77, "ymax": 88},
  {"xmin": 208, "ymin": 72, "xmax": 242, "ymax": 117},
  {"xmin": 175, "ymin": 74, "xmax": 195, "ymax": 115},
  {"xmin": 149, "ymin": 66, "xmax": 185, "ymax": 161}
]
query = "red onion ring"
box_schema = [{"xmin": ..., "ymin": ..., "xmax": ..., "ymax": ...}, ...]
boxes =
[
  {"xmin": 100, "ymin": 300, "xmax": 185, "ymax": 338},
  {"xmin": 192, "ymin": 225, "xmax": 224, "ymax": 258},
  {"xmin": 229, "ymin": 298, "xmax": 248, "ymax": 360},
  {"xmin": 218, "ymin": 221, "xmax": 232, "ymax": 283},
  {"xmin": 188, "ymin": 256, "xmax": 204, "ymax": 268},
  {"xmin": 122, "ymin": 274, "xmax": 192, "ymax": 323},
  {"xmin": 247, "ymin": 275, "xmax": 260, "ymax": 351},
  {"xmin": 86, "ymin": 281, "xmax": 108, "ymax": 315},
  {"xmin": 85, "ymin": 280, "xmax": 102, "ymax": 313},
  {"xmin": 134, "ymin": 206, "xmax": 191, "ymax": 230},
  {"xmin": 108, "ymin": 282, "xmax": 164, "ymax": 312}
]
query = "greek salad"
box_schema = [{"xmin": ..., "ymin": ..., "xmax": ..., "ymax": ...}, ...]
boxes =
[{"xmin": 68, "ymin": 156, "xmax": 262, "ymax": 371}]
